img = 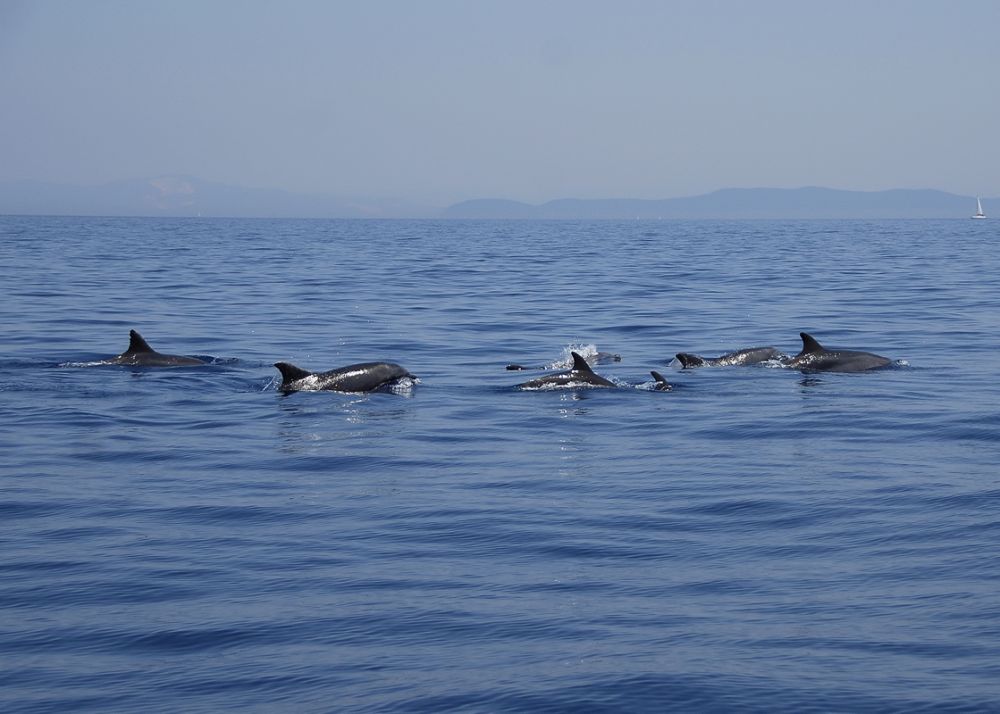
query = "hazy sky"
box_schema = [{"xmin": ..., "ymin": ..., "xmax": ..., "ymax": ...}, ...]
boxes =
[{"xmin": 2, "ymin": 0, "xmax": 997, "ymax": 205}]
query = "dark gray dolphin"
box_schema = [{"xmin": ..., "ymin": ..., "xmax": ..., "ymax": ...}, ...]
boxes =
[
  {"xmin": 785, "ymin": 332, "xmax": 891, "ymax": 373},
  {"xmin": 517, "ymin": 351, "xmax": 617, "ymax": 389},
  {"xmin": 675, "ymin": 346, "xmax": 783, "ymax": 369},
  {"xmin": 274, "ymin": 360, "xmax": 414, "ymax": 393},
  {"xmin": 108, "ymin": 330, "xmax": 208, "ymax": 366}
]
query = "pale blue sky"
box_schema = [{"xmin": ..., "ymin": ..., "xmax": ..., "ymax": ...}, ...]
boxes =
[{"xmin": 1, "ymin": 0, "xmax": 997, "ymax": 205}]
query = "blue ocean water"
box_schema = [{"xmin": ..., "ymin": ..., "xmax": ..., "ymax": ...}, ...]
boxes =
[{"xmin": 1, "ymin": 215, "xmax": 999, "ymax": 713}]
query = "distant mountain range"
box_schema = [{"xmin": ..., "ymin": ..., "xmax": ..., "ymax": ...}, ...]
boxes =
[
  {"xmin": 0, "ymin": 177, "xmax": 992, "ymax": 219},
  {"xmin": 444, "ymin": 187, "xmax": 992, "ymax": 219}
]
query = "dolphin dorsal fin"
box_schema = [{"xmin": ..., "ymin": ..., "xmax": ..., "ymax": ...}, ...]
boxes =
[
  {"xmin": 800, "ymin": 332, "xmax": 824, "ymax": 354},
  {"xmin": 570, "ymin": 351, "xmax": 595, "ymax": 373},
  {"xmin": 274, "ymin": 362, "xmax": 312, "ymax": 385},
  {"xmin": 127, "ymin": 330, "xmax": 155, "ymax": 354}
]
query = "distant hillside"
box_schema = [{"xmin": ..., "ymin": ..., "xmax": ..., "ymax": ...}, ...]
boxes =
[
  {"xmin": 0, "ymin": 176, "xmax": 437, "ymax": 219},
  {"xmin": 2, "ymin": 180, "xmax": 993, "ymax": 219},
  {"xmin": 444, "ymin": 187, "xmax": 991, "ymax": 219}
]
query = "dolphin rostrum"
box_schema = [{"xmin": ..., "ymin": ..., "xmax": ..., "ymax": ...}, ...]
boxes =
[
  {"xmin": 675, "ymin": 346, "xmax": 783, "ymax": 369},
  {"xmin": 516, "ymin": 351, "xmax": 617, "ymax": 389},
  {"xmin": 785, "ymin": 332, "xmax": 891, "ymax": 373},
  {"xmin": 109, "ymin": 330, "xmax": 208, "ymax": 367},
  {"xmin": 274, "ymin": 360, "xmax": 414, "ymax": 393}
]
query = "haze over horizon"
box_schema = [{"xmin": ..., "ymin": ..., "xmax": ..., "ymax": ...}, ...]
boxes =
[{"xmin": 1, "ymin": 1, "xmax": 997, "ymax": 207}]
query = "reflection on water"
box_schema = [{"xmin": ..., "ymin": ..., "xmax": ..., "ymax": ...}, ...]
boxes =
[
  {"xmin": 558, "ymin": 391, "xmax": 592, "ymax": 418},
  {"xmin": 275, "ymin": 391, "xmax": 415, "ymax": 454}
]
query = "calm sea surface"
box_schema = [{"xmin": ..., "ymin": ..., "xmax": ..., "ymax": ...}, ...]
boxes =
[{"xmin": 2, "ymin": 216, "xmax": 999, "ymax": 713}]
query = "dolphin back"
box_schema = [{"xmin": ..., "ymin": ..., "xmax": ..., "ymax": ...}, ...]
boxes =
[
  {"xmin": 112, "ymin": 330, "xmax": 207, "ymax": 366},
  {"xmin": 327, "ymin": 362, "xmax": 412, "ymax": 392}
]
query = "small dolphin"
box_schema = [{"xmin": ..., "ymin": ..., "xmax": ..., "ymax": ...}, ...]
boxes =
[
  {"xmin": 675, "ymin": 346, "xmax": 782, "ymax": 369},
  {"xmin": 785, "ymin": 332, "xmax": 891, "ymax": 373},
  {"xmin": 108, "ymin": 330, "xmax": 208, "ymax": 367},
  {"xmin": 575, "ymin": 351, "xmax": 622, "ymax": 366},
  {"xmin": 516, "ymin": 351, "xmax": 617, "ymax": 389},
  {"xmin": 274, "ymin": 360, "xmax": 414, "ymax": 393},
  {"xmin": 506, "ymin": 351, "xmax": 621, "ymax": 371}
]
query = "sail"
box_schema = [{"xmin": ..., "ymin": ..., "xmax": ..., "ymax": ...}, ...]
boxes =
[{"xmin": 973, "ymin": 197, "xmax": 986, "ymax": 219}]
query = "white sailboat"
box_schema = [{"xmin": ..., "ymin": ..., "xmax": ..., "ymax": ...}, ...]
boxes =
[{"xmin": 972, "ymin": 196, "xmax": 986, "ymax": 219}]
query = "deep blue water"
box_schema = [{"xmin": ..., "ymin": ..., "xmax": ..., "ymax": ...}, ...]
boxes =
[{"xmin": 2, "ymin": 215, "xmax": 999, "ymax": 713}]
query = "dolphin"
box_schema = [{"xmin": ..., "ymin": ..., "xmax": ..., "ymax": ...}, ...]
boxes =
[
  {"xmin": 649, "ymin": 371, "xmax": 673, "ymax": 391},
  {"xmin": 586, "ymin": 351, "xmax": 622, "ymax": 365},
  {"xmin": 506, "ymin": 351, "xmax": 622, "ymax": 371},
  {"xmin": 108, "ymin": 330, "xmax": 208, "ymax": 366},
  {"xmin": 274, "ymin": 360, "xmax": 414, "ymax": 393},
  {"xmin": 516, "ymin": 351, "xmax": 617, "ymax": 389},
  {"xmin": 675, "ymin": 346, "xmax": 783, "ymax": 369},
  {"xmin": 785, "ymin": 332, "xmax": 891, "ymax": 373}
]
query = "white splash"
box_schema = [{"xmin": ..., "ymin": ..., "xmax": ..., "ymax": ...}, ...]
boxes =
[{"xmin": 544, "ymin": 343, "xmax": 600, "ymax": 370}]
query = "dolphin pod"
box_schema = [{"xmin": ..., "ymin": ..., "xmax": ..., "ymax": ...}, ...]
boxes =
[{"xmin": 86, "ymin": 329, "xmax": 895, "ymax": 393}]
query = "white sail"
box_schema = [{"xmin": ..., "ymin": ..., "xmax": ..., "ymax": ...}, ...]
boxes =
[{"xmin": 973, "ymin": 197, "xmax": 986, "ymax": 219}]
